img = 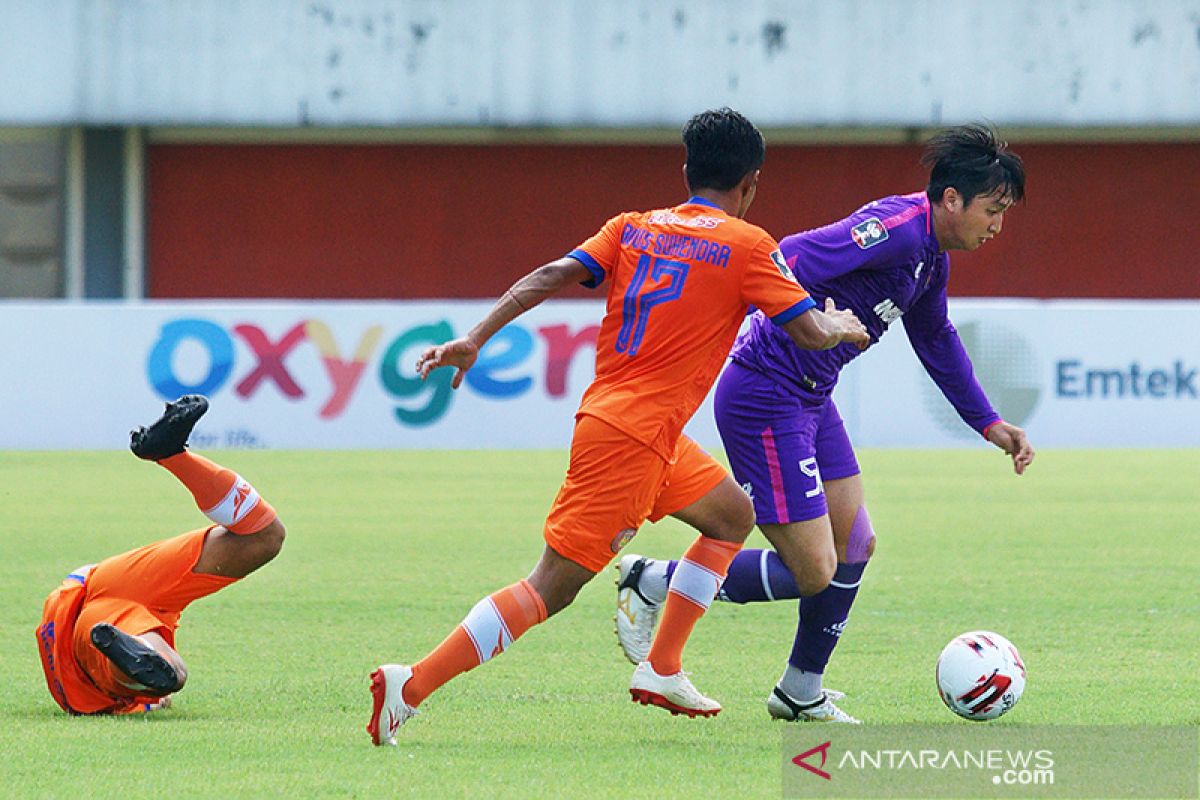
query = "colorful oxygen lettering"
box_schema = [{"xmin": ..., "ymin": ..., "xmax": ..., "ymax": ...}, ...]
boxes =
[{"xmin": 145, "ymin": 317, "xmax": 600, "ymax": 425}]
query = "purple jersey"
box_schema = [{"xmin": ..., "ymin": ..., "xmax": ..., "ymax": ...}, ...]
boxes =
[{"xmin": 730, "ymin": 192, "xmax": 1001, "ymax": 435}]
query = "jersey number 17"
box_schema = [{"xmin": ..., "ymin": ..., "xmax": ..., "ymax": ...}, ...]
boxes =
[{"xmin": 615, "ymin": 255, "xmax": 691, "ymax": 357}]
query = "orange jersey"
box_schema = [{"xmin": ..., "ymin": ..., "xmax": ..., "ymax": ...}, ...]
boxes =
[{"xmin": 567, "ymin": 197, "xmax": 815, "ymax": 459}]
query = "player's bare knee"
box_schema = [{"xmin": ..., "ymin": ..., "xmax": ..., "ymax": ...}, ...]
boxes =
[
  {"xmin": 733, "ymin": 495, "xmax": 756, "ymax": 538},
  {"xmin": 255, "ymin": 518, "xmax": 286, "ymax": 563},
  {"xmin": 235, "ymin": 519, "xmax": 285, "ymax": 573},
  {"xmin": 794, "ymin": 550, "xmax": 836, "ymax": 596},
  {"xmin": 712, "ymin": 491, "xmax": 755, "ymax": 542}
]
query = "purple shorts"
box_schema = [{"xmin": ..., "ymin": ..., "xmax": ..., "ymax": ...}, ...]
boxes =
[{"xmin": 714, "ymin": 360, "xmax": 860, "ymax": 524}]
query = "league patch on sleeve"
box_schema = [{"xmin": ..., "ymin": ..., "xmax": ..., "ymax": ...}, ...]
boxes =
[
  {"xmin": 770, "ymin": 249, "xmax": 796, "ymax": 280},
  {"xmin": 850, "ymin": 217, "xmax": 889, "ymax": 249}
]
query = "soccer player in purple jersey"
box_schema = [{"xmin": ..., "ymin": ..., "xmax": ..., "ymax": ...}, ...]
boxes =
[{"xmin": 614, "ymin": 123, "xmax": 1035, "ymax": 722}]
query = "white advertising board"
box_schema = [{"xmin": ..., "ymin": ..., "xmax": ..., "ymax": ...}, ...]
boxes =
[{"xmin": 0, "ymin": 300, "xmax": 1196, "ymax": 450}]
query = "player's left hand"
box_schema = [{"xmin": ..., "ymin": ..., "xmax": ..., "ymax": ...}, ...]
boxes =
[
  {"xmin": 985, "ymin": 421, "xmax": 1035, "ymax": 475},
  {"xmin": 416, "ymin": 337, "xmax": 479, "ymax": 389}
]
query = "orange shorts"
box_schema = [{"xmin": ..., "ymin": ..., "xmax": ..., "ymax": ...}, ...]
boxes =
[
  {"xmin": 543, "ymin": 415, "xmax": 728, "ymax": 572},
  {"xmin": 72, "ymin": 527, "xmax": 236, "ymax": 697}
]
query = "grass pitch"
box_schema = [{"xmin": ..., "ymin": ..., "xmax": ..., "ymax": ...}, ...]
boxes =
[{"xmin": 1, "ymin": 448, "xmax": 1197, "ymax": 798}]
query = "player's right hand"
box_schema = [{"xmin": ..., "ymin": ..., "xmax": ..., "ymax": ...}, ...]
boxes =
[
  {"xmin": 416, "ymin": 337, "xmax": 479, "ymax": 389},
  {"xmin": 824, "ymin": 298, "xmax": 870, "ymax": 349}
]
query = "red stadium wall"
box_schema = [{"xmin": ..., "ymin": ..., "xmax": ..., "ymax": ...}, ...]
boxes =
[{"xmin": 146, "ymin": 141, "xmax": 1200, "ymax": 300}]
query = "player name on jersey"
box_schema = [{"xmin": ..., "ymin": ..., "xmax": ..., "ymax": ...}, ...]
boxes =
[{"xmin": 619, "ymin": 223, "xmax": 732, "ymax": 268}]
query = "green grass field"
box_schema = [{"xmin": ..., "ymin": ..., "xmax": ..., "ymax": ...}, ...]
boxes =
[{"xmin": 1, "ymin": 448, "xmax": 1197, "ymax": 798}]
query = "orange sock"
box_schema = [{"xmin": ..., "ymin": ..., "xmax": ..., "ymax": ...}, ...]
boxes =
[
  {"xmin": 158, "ymin": 452, "xmax": 276, "ymax": 534},
  {"xmin": 648, "ymin": 536, "xmax": 741, "ymax": 676},
  {"xmin": 403, "ymin": 579, "xmax": 547, "ymax": 707}
]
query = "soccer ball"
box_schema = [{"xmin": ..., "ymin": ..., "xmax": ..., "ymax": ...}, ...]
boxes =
[{"xmin": 935, "ymin": 630, "xmax": 1026, "ymax": 721}]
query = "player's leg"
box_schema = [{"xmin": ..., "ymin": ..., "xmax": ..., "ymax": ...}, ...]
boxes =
[
  {"xmin": 72, "ymin": 528, "xmax": 239, "ymax": 707},
  {"xmin": 619, "ymin": 362, "xmax": 833, "ymax": 609},
  {"xmin": 771, "ymin": 400, "xmax": 869, "ymax": 722},
  {"xmin": 88, "ymin": 623, "xmax": 188, "ymax": 696},
  {"xmin": 368, "ymin": 561, "xmax": 561, "ymax": 746},
  {"xmin": 714, "ymin": 361, "xmax": 837, "ymax": 598},
  {"xmin": 388, "ymin": 546, "xmax": 583, "ymax": 711},
  {"xmin": 368, "ymin": 415, "xmax": 663, "ymax": 745},
  {"xmin": 133, "ymin": 396, "xmax": 286, "ymax": 578},
  {"xmin": 73, "ymin": 396, "xmax": 284, "ymax": 709},
  {"xmin": 614, "ymin": 364, "xmax": 826, "ymax": 665},
  {"xmin": 622, "ymin": 437, "xmax": 750, "ymax": 716}
]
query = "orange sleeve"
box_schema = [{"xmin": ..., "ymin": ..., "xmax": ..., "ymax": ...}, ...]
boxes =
[
  {"xmin": 741, "ymin": 233, "xmax": 817, "ymax": 324},
  {"xmin": 567, "ymin": 213, "xmax": 627, "ymax": 288}
]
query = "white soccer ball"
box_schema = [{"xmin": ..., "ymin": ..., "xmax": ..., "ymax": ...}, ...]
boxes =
[{"xmin": 935, "ymin": 630, "xmax": 1026, "ymax": 721}]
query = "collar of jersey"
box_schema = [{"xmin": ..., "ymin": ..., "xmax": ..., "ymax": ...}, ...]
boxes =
[{"xmin": 683, "ymin": 195, "xmax": 723, "ymax": 211}]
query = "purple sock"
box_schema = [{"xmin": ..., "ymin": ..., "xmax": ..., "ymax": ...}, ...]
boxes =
[
  {"xmin": 789, "ymin": 560, "xmax": 867, "ymax": 672},
  {"xmin": 789, "ymin": 505, "xmax": 876, "ymax": 673},
  {"xmin": 665, "ymin": 549, "xmax": 799, "ymax": 603}
]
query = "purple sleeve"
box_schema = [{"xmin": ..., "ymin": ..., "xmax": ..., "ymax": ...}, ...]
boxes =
[
  {"xmin": 780, "ymin": 209, "xmax": 926, "ymax": 284},
  {"xmin": 902, "ymin": 280, "xmax": 1002, "ymax": 436}
]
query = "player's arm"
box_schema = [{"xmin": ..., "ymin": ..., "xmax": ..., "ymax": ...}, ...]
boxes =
[
  {"xmin": 745, "ymin": 236, "xmax": 869, "ymax": 351},
  {"xmin": 779, "ymin": 208, "xmax": 920, "ymax": 285},
  {"xmin": 780, "ymin": 297, "xmax": 870, "ymax": 350},
  {"xmin": 903, "ymin": 283, "xmax": 1034, "ymax": 474},
  {"xmin": 416, "ymin": 257, "xmax": 593, "ymax": 388}
]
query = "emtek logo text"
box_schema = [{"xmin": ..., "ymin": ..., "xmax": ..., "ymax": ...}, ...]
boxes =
[{"xmin": 1056, "ymin": 360, "xmax": 1198, "ymax": 398}]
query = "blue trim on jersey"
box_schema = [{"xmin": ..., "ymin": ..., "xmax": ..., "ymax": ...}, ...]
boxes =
[
  {"xmin": 684, "ymin": 196, "xmax": 722, "ymax": 210},
  {"xmin": 66, "ymin": 573, "xmax": 87, "ymax": 585},
  {"xmin": 769, "ymin": 297, "xmax": 817, "ymax": 326},
  {"xmin": 567, "ymin": 248, "xmax": 606, "ymax": 288}
]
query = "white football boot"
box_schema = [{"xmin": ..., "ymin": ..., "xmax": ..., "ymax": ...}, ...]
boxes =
[
  {"xmin": 614, "ymin": 554, "xmax": 661, "ymax": 665},
  {"xmin": 629, "ymin": 661, "xmax": 721, "ymax": 717},
  {"xmin": 767, "ymin": 686, "xmax": 860, "ymax": 723},
  {"xmin": 367, "ymin": 664, "xmax": 418, "ymax": 745}
]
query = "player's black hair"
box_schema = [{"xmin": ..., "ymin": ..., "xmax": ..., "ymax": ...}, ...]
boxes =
[
  {"xmin": 682, "ymin": 107, "xmax": 765, "ymax": 192},
  {"xmin": 923, "ymin": 123, "xmax": 1026, "ymax": 206}
]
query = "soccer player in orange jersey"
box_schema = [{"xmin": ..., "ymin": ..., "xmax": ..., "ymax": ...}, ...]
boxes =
[
  {"xmin": 35, "ymin": 396, "xmax": 285, "ymax": 715},
  {"xmin": 367, "ymin": 108, "xmax": 869, "ymax": 745}
]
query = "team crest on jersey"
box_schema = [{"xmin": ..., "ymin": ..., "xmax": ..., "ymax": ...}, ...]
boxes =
[
  {"xmin": 851, "ymin": 217, "xmax": 888, "ymax": 249},
  {"xmin": 610, "ymin": 528, "xmax": 638, "ymax": 554},
  {"xmin": 770, "ymin": 249, "xmax": 795, "ymax": 280}
]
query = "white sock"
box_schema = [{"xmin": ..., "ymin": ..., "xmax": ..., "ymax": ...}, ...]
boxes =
[{"xmin": 779, "ymin": 664, "xmax": 823, "ymax": 703}]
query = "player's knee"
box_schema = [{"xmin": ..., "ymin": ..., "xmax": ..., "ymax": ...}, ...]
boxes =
[
  {"xmin": 254, "ymin": 518, "xmax": 286, "ymax": 565},
  {"xmin": 842, "ymin": 505, "xmax": 875, "ymax": 564},
  {"xmin": 718, "ymin": 490, "xmax": 756, "ymax": 541},
  {"xmin": 794, "ymin": 548, "xmax": 836, "ymax": 596}
]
